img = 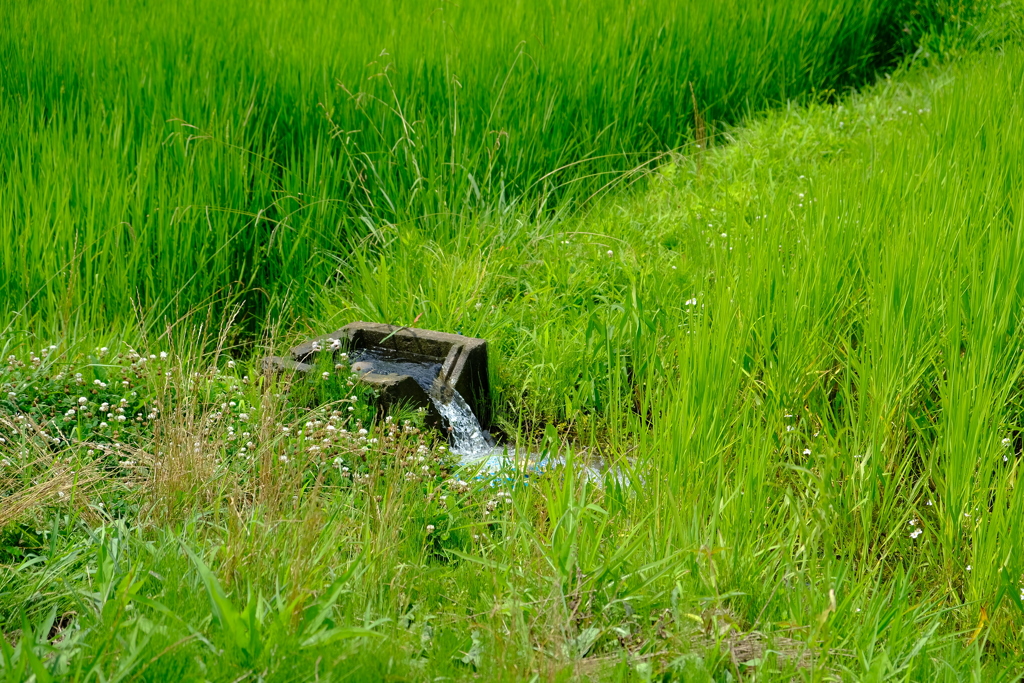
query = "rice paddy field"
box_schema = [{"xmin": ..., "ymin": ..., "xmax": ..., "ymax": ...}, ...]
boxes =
[{"xmin": 3, "ymin": 1, "xmax": 1024, "ymax": 680}]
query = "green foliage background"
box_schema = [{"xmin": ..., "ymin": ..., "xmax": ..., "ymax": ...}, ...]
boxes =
[{"xmin": 0, "ymin": 0, "xmax": 953, "ymax": 334}]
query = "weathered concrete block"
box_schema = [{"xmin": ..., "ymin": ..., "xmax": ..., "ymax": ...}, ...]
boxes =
[{"xmin": 276, "ymin": 322, "xmax": 491, "ymax": 428}]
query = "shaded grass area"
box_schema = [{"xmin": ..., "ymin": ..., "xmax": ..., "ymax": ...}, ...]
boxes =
[
  {"xmin": 0, "ymin": 0, "xmax": 969, "ymax": 336},
  {"xmin": 4, "ymin": 38, "xmax": 1024, "ymax": 680}
]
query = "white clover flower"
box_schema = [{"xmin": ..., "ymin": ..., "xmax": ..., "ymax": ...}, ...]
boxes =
[
  {"xmin": 279, "ymin": 455, "xmax": 289, "ymax": 463},
  {"xmin": 329, "ymin": 338, "xmax": 341, "ymax": 351},
  {"xmin": 311, "ymin": 341, "xmax": 322, "ymax": 352},
  {"xmin": 426, "ymin": 524, "xmax": 435, "ymax": 533},
  {"xmin": 227, "ymin": 360, "xmax": 236, "ymax": 369},
  {"xmin": 606, "ymin": 250, "xmax": 614, "ymax": 257},
  {"xmin": 99, "ymin": 422, "xmax": 108, "ymax": 428},
  {"xmin": 160, "ymin": 351, "xmax": 168, "ymax": 359},
  {"xmin": 116, "ymin": 415, "xmax": 127, "ymax": 422}
]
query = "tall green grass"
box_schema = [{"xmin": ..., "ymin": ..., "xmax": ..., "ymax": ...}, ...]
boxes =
[
  {"xmin": 317, "ymin": 42, "xmax": 1024, "ymax": 669},
  {"xmin": 1, "ymin": 0, "xmax": 946, "ymax": 336},
  {"xmin": 3, "ymin": 16, "xmax": 1024, "ymax": 683}
]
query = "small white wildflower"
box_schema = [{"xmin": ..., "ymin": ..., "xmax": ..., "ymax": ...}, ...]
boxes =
[
  {"xmin": 227, "ymin": 360, "xmax": 236, "ymax": 368},
  {"xmin": 160, "ymin": 351, "xmax": 168, "ymax": 359},
  {"xmin": 803, "ymin": 449, "xmax": 811, "ymax": 455},
  {"xmin": 425, "ymin": 525, "xmax": 435, "ymax": 533},
  {"xmin": 78, "ymin": 397, "xmax": 88, "ymax": 405},
  {"xmin": 279, "ymin": 455, "xmax": 289, "ymax": 463},
  {"xmin": 99, "ymin": 422, "xmax": 108, "ymax": 428},
  {"xmin": 684, "ymin": 298, "xmax": 697, "ymax": 306}
]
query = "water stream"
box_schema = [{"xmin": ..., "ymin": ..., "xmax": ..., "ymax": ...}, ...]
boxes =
[{"xmin": 350, "ymin": 347, "xmax": 602, "ymax": 479}]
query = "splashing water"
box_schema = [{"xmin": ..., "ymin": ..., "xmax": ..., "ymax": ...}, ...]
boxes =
[
  {"xmin": 349, "ymin": 346, "xmax": 606, "ymax": 479},
  {"xmin": 349, "ymin": 347, "xmax": 495, "ymax": 457},
  {"xmin": 429, "ymin": 386, "xmax": 496, "ymax": 456}
]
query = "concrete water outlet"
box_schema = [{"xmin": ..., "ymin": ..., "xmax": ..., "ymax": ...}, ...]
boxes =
[{"xmin": 262, "ymin": 322, "xmax": 491, "ymax": 430}]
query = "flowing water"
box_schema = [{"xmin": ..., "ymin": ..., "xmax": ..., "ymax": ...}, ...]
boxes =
[
  {"xmin": 350, "ymin": 347, "xmax": 602, "ymax": 479},
  {"xmin": 349, "ymin": 347, "xmax": 495, "ymax": 457}
]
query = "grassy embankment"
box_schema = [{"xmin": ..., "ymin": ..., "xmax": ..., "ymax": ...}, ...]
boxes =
[{"xmin": 5, "ymin": 1, "xmax": 1024, "ymax": 681}]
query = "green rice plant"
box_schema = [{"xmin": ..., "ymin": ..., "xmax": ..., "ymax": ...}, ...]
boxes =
[{"xmin": 0, "ymin": 0, "xmax": 955, "ymax": 336}]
